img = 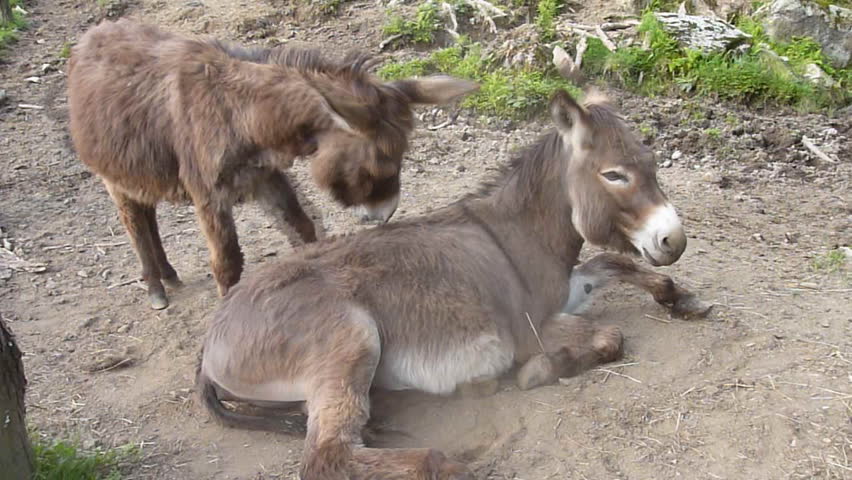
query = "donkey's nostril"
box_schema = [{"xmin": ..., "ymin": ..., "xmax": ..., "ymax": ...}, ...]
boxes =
[{"xmin": 661, "ymin": 236, "xmax": 670, "ymax": 250}]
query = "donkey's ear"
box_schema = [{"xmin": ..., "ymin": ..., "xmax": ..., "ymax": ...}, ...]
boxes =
[
  {"xmin": 392, "ymin": 75, "xmax": 480, "ymax": 105},
  {"xmin": 549, "ymin": 89, "xmax": 587, "ymax": 132},
  {"xmin": 317, "ymin": 90, "xmax": 373, "ymax": 133},
  {"xmin": 550, "ymin": 89, "xmax": 593, "ymax": 151}
]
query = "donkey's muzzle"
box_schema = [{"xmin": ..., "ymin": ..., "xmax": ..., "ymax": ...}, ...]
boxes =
[
  {"xmin": 354, "ymin": 193, "xmax": 400, "ymax": 224},
  {"xmin": 632, "ymin": 203, "xmax": 686, "ymax": 267}
]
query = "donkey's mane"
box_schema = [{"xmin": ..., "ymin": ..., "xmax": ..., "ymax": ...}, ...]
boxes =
[{"xmin": 208, "ymin": 40, "xmax": 376, "ymax": 79}]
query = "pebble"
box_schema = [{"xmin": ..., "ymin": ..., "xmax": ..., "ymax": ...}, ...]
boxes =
[
  {"xmin": 671, "ymin": 150, "xmax": 683, "ymax": 160},
  {"xmin": 661, "ymin": 159, "xmax": 673, "ymax": 168}
]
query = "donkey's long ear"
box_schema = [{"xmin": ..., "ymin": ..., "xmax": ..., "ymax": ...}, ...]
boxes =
[
  {"xmin": 313, "ymin": 84, "xmax": 373, "ymax": 133},
  {"xmin": 391, "ymin": 75, "xmax": 480, "ymax": 105},
  {"xmin": 550, "ymin": 89, "xmax": 592, "ymax": 150}
]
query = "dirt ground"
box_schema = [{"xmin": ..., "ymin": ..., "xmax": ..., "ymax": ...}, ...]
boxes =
[{"xmin": 1, "ymin": 0, "xmax": 850, "ymax": 479}]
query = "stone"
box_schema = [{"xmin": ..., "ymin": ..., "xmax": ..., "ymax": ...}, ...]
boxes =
[
  {"xmin": 756, "ymin": 0, "xmax": 852, "ymax": 68},
  {"xmin": 654, "ymin": 12, "xmax": 752, "ymax": 54},
  {"xmin": 802, "ymin": 62, "xmax": 838, "ymax": 87}
]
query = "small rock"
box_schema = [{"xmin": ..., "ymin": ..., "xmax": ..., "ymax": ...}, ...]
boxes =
[
  {"xmin": 40, "ymin": 63, "xmax": 56, "ymax": 74},
  {"xmin": 457, "ymin": 165, "xmax": 467, "ymax": 172},
  {"xmin": 80, "ymin": 317, "xmax": 98, "ymax": 329},
  {"xmin": 77, "ymin": 270, "xmax": 89, "ymax": 278},
  {"xmin": 461, "ymin": 130, "xmax": 472, "ymax": 141},
  {"xmin": 661, "ymin": 159, "xmax": 673, "ymax": 168},
  {"xmin": 24, "ymin": 76, "xmax": 41, "ymax": 84},
  {"xmin": 116, "ymin": 323, "xmax": 131, "ymax": 333},
  {"xmin": 672, "ymin": 150, "xmax": 683, "ymax": 160},
  {"xmin": 751, "ymin": 233, "xmax": 765, "ymax": 242},
  {"xmin": 803, "ymin": 63, "xmax": 837, "ymax": 88},
  {"xmin": 701, "ymin": 171, "xmax": 722, "ymax": 184}
]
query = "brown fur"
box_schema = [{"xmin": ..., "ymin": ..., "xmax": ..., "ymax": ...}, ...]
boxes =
[
  {"xmin": 197, "ymin": 89, "xmax": 700, "ymax": 479},
  {"xmin": 67, "ymin": 19, "xmax": 478, "ymax": 309}
]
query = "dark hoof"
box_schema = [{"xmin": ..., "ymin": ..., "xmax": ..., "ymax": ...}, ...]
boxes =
[
  {"xmin": 671, "ymin": 293, "xmax": 713, "ymax": 319},
  {"xmin": 149, "ymin": 290, "xmax": 169, "ymax": 310},
  {"xmin": 162, "ymin": 276, "xmax": 184, "ymax": 290}
]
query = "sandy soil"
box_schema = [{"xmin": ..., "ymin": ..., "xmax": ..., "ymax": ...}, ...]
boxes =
[{"xmin": 1, "ymin": 0, "xmax": 850, "ymax": 479}]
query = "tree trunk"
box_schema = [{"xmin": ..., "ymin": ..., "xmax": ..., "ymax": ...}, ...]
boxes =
[
  {"xmin": 0, "ymin": 0, "xmax": 14, "ymax": 26},
  {"xmin": 0, "ymin": 317, "xmax": 33, "ymax": 479}
]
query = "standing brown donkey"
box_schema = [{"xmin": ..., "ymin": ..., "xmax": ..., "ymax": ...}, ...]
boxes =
[
  {"xmin": 67, "ymin": 19, "xmax": 478, "ymax": 309},
  {"xmin": 196, "ymin": 89, "xmax": 709, "ymax": 479}
]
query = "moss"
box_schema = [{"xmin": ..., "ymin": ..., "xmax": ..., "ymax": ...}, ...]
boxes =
[
  {"xmin": 32, "ymin": 435, "xmax": 139, "ymax": 480},
  {"xmin": 379, "ymin": 43, "xmax": 581, "ymax": 118},
  {"xmin": 578, "ymin": 11, "xmax": 851, "ymax": 109},
  {"xmin": 0, "ymin": 0, "xmax": 28, "ymax": 53},
  {"xmin": 383, "ymin": 1, "xmax": 442, "ymax": 47}
]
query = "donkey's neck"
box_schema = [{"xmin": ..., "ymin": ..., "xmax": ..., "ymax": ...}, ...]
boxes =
[{"xmin": 468, "ymin": 130, "xmax": 585, "ymax": 268}]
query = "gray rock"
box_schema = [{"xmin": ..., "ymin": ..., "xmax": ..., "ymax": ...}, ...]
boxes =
[
  {"xmin": 756, "ymin": 0, "xmax": 852, "ymax": 68},
  {"xmin": 803, "ymin": 63, "xmax": 837, "ymax": 87},
  {"xmin": 654, "ymin": 12, "xmax": 752, "ymax": 54}
]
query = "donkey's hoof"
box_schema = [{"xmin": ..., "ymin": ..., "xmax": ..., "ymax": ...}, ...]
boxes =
[
  {"xmin": 149, "ymin": 291, "xmax": 169, "ymax": 310},
  {"xmin": 593, "ymin": 325, "xmax": 624, "ymax": 363},
  {"xmin": 516, "ymin": 354, "xmax": 557, "ymax": 391},
  {"xmin": 672, "ymin": 294, "xmax": 713, "ymax": 319},
  {"xmin": 162, "ymin": 276, "xmax": 184, "ymax": 290}
]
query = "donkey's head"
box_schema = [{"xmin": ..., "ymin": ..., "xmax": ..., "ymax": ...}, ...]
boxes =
[
  {"xmin": 309, "ymin": 57, "xmax": 478, "ymax": 223},
  {"xmin": 551, "ymin": 89, "xmax": 686, "ymax": 266}
]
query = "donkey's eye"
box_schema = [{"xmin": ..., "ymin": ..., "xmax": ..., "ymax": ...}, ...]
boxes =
[{"xmin": 601, "ymin": 171, "xmax": 629, "ymax": 183}]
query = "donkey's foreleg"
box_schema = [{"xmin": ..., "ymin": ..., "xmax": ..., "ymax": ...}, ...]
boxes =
[
  {"xmin": 567, "ymin": 253, "xmax": 712, "ymax": 319},
  {"xmin": 255, "ymin": 170, "xmax": 319, "ymax": 245},
  {"xmin": 192, "ymin": 197, "xmax": 243, "ymax": 297},
  {"xmin": 517, "ymin": 314, "xmax": 623, "ymax": 391},
  {"xmin": 105, "ymin": 183, "xmax": 169, "ymax": 310}
]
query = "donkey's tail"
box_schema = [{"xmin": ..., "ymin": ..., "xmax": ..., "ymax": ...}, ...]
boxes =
[{"xmin": 195, "ymin": 359, "xmax": 307, "ymax": 435}]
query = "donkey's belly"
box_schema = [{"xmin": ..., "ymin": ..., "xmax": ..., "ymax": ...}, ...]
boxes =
[{"xmin": 372, "ymin": 334, "xmax": 515, "ymax": 395}]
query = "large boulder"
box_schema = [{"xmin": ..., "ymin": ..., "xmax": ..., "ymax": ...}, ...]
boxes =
[
  {"xmin": 654, "ymin": 12, "xmax": 752, "ymax": 54},
  {"xmin": 756, "ymin": 0, "xmax": 852, "ymax": 68}
]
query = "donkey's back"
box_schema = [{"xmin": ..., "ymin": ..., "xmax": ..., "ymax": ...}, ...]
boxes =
[{"xmin": 68, "ymin": 19, "xmax": 192, "ymax": 202}]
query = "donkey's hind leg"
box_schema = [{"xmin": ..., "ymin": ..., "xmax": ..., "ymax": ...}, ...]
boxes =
[
  {"xmin": 517, "ymin": 314, "xmax": 623, "ymax": 391},
  {"xmin": 142, "ymin": 205, "xmax": 182, "ymax": 289},
  {"xmin": 255, "ymin": 170, "xmax": 319, "ymax": 246},
  {"xmin": 301, "ymin": 306, "xmax": 472, "ymax": 480},
  {"xmin": 566, "ymin": 253, "xmax": 712, "ymax": 319},
  {"xmin": 104, "ymin": 183, "xmax": 169, "ymax": 310}
]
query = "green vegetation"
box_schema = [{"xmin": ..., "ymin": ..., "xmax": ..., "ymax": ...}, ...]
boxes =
[
  {"xmin": 811, "ymin": 248, "xmax": 848, "ymax": 273},
  {"xmin": 379, "ymin": 42, "xmax": 581, "ymax": 118},
  {"xmin": 704, "ymin": 127, "xmax": 721, "ymax": 138},
  {"xmin": 383, "ymin": 1, "xmax": 442, "ymax": 46},
  {"xmin": 32, "ymin": 436, "xmax": 139, "ymax": 480},
  {"xmin": 578, "ymin": 12, "xmax": 851, "ymax": 110},
  {"xmin": 0, "ymin": 0, "xmax": 27, "ymax": 52},
  {"xmin": 315, "ymin": 0, "xmax": 342, "ymax": 15},
  {"xmin": 59, "ymin": 41, "xmax": 73, "ymax": 59},
  {"xmin": 535, "ymin": 0, "xmax": 561, "ymax": 41}
]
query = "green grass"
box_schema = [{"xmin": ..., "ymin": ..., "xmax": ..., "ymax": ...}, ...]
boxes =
[
  {"xmin": 811, "ymin": 249, "xmax": 848, "ymax": 273},
  {"xmin": 1, "ymin": 0, "xmax": 28, "ymax": 52},
  {"xmin": 383, "ymin": 1, "xmax": 442, "ymax": 46},
  {"xmin": 577, "ymin": 12, "xmax": 852, "ymax": 110},
  {"xmin": 379, "ymin": 42, "xmax": 581, "ymax": 118},
  {"xmin": 59, "ymin": 41, "xmax": 74, "ymax": 59},
  {"xmin": 32, "ymin": 436, "xmax": 139, "ymax": 480},
  {"xmin": 704, "ymin": 127, "xmax": 721, "ymax": 139}
]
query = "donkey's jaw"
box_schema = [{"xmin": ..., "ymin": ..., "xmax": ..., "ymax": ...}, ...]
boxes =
[{"xmin": 630, "ymin": 203, "xmax": 686, "ymax": 266}]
